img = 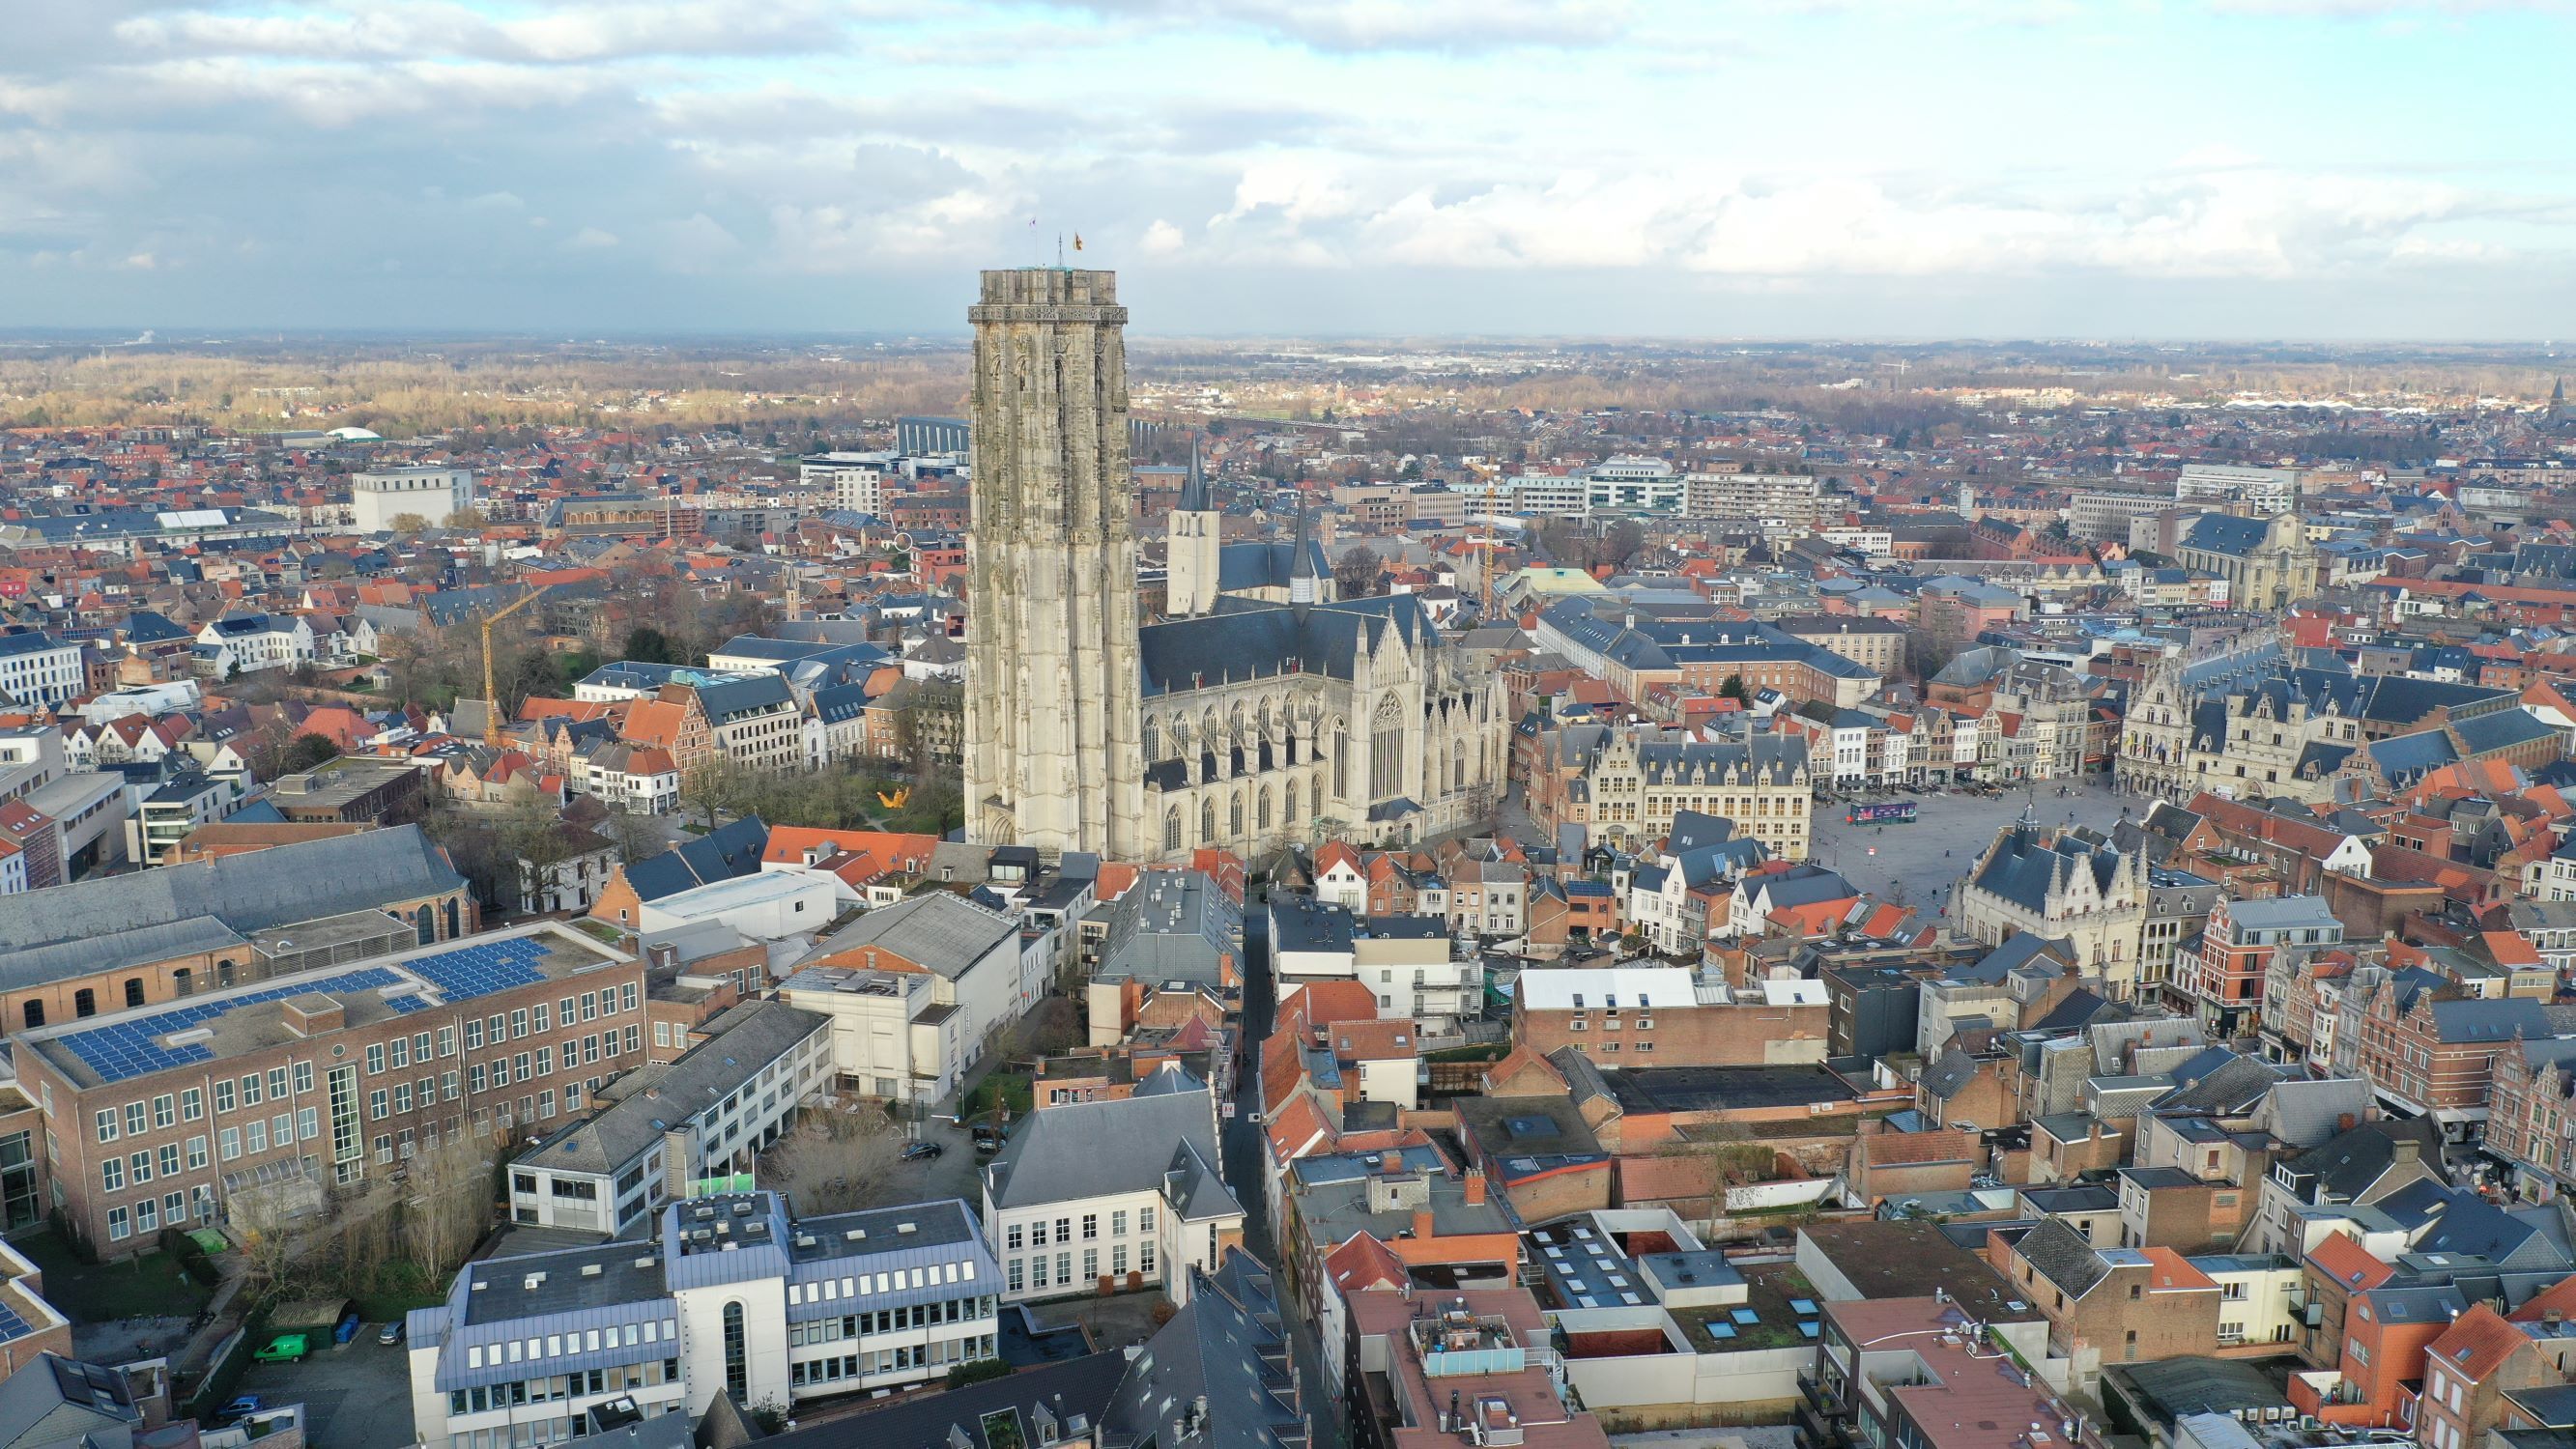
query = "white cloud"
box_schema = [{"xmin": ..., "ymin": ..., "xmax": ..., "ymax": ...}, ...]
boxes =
[
  {"xmin": 565, "ymin": 226, "xmax": 620, "ymax": 249},
  {"xmin": 1142, "ymin": 218, "xmax": 1187, "ymax": 254}
]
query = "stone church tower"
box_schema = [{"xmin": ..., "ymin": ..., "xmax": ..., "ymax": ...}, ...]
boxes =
[
  {"xmin": 962, "ymin": 269, "xmax": 1148, "ymax": 859},
  {"xmin": 1165, "ymin": 438, "xmax": 1221, "ymax": 618}
]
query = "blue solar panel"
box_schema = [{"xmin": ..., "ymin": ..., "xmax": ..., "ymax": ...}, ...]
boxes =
[
  {"xmin": 403, "ymin": 938, "xmax": 551, "ymax": 1001},
  {"xmin": 54, "ymin": 937, "xmax": 558, "ymax": 1085},
  {"xmin": 0, "ymin": 1296, "xmax": 33, "ymax": 1343},
  {"xmin": 1705, "ymin": 1321, "xmax": 1736, "ymax": 1341},
  {"xmin": 56, "ymin": 967, "xmax": 409, "ymax": 1084},
  {"xmin": 1730, "ymin": 1308, "xmax": 1760, "ymax": 1325},
  {"xmin": 1798, "ymin": 1321, "xmax": 1820, "ymax": 1339}
]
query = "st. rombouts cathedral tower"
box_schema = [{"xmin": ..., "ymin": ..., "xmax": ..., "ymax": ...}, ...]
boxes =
[{"xmin": 961, "ymin": 269, "xmax": 1149, "ymax": 859}]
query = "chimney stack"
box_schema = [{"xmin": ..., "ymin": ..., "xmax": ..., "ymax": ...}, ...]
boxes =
[
  {"xmin": 1412, "ymin": 1208, "xmax": 1435, "ymax": 1241},
  {"xmin": 1464, "ymin": 1170, "xmax": 1487, "ymax": 1206}
]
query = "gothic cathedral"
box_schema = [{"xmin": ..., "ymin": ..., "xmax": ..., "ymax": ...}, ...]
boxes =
[{"xmin": 963, "ymin": 269, "xmax": 1509, "ymax": 865}]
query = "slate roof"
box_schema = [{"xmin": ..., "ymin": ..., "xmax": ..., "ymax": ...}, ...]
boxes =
[
  {"xmin": 767, "ymin": 1351, "xmax": 1123, "ymax": 1449},
  {"xmin": 622, "ymin": 817, "xmax": 769, "ymax": 903},
  {"xmin": 810, "ymin": 890, "xmax": 1018, "ymax": 977},
  {"xmin": 1097, "ymin": 1250, "xmax": 1304, "ymax": 1449},
  {"xmin": 2280, "ymin": 1119, "xmax": 2443, "ymax": 1204},
  {"xmin": 515, "ymin": 1002, "xmax": 827, "ymax": 1177},
  {"xmin": 2017, "ymin": 1216, "xmax": 2111, "ymax": 1297},
  {"xmin": 0, "ymin": 825, "xmax": 465, "ymax": 987},
  {"xmin": 1137, "ymin": 592, "xmax": 1441, "ymax": 696},
  {"xmin": 985, "ymin": 1084, "xmax": 1240, "ymax": 1220},
  {"xmin": 1967, "ymin": 826, "xmax": 2128, "ymax": 915},
  {"xmin": 2429, "ymin": 998, "xmax": 2555, "ymax": 1045}
]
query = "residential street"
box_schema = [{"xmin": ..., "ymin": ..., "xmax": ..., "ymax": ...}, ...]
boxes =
[{"xmin": 1223, "ymin": 900, "xmax": 1349, "ymax": 1449}]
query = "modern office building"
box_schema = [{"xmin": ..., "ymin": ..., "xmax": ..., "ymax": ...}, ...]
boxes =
[{"xmin": 406, "ymin": 1193, "xmax": 1001, "ymax": 1448}]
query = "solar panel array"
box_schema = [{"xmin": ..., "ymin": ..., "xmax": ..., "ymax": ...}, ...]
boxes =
[
  {"xmin": 404, "ymin": 936, "xmax": 553, "ymax": 1000},
  {"xmin": 57, "ymin": 968, "xmax": 411, "ymax": 1085},
  {"xmin": 0, "ymin": 1295, "xmax": 34, "ymax": 1343}
]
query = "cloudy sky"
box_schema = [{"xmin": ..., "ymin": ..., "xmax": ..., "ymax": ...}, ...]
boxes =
[{"xmin": 4, "ymin": 0, "xmax": 2572, "ymax": 337}]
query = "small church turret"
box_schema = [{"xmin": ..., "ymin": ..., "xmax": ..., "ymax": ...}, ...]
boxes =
[{"xmin": 1165, "ymin": 435, "xmax": 1221, "ymax": 618}]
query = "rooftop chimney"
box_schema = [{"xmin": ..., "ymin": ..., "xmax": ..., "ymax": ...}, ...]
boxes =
[
  {"xmin": 1411, "ymin": 1208, "xmax": 1435, "ymax": 1241},
  {"xmin": 1463, "ymin": 1170, "xmax": 1487, "ymax": 1207}
]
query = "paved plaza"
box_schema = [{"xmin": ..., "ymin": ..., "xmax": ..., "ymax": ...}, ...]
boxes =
[{"xmin": 1807, "ymin": 776, "xmax": 2149, "ymax": 916}]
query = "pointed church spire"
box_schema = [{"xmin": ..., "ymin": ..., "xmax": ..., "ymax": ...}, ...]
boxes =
[
  {"xmin": 1178, "ymin": 434, "xmax": 1211, "ymax": 514},
  {"xmin": 1289, "ymin": 497, "xmax": 1318, "ymax": 612}
]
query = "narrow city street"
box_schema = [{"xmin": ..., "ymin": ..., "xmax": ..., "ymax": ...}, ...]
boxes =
[{"xmin": 1222, "ymin": 900, "xmax": 1349, "ymax": 1449}]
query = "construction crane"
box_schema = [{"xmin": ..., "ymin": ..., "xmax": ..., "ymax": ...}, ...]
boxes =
[{"xmin": 479, "ymin": 587, "xmax": 544, "ymax": 749}]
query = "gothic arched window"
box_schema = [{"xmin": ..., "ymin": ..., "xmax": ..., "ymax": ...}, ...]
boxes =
[
  {"xmin": 1312, "ymin": 776, "xmax": 1325, "ymax": 817},
  {"xmin": 1142, "ymin": 717, "xmax": 1160, "ymax": 759},
  {"xmin": 1258, "ymin": 787, "xmax": 1273, "ymax": 831},
  {"xmin": 1452, "ymin": 742, "xmax": 1468, "ymax": 792},
  {"xmin": 1165, "ymin": 809, "xmax": 1183, "ymax": 852},
  {"xmin": 1370, "ymin": 695, "xmax": 1406, "ymax": 801},
  {"xmin": 1331, "ymin": 721, "xmax": 1349, "ymax": 801},
  {"xmin": 1200, "ymin": 798, "xmax": 1216, "ymax": 843},
  {"xmin": 1229, "ymin": 793, "xmax": 1245, "ymax": 838}
]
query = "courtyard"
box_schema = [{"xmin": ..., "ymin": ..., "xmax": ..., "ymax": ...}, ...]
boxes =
[{"xmin": 1806, "ymin": 776, "xmax": 2149, "ymax": 917}]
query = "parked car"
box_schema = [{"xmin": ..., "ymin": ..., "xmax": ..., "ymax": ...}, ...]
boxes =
[
  {"xmin": 970, "ymin": 1123, "xmax": 1004, "ymax": 1154},
  {"xmin": 901, "ymin": 1141, "xmax": 944, "ymax": 1162},
  {"xmin": 219, "ymin": 1396, "xmax": 265, "ymax": 1421},
  {"xmin": 251, "ymin": 1334, "xmax": 310, "ymax": 1363},
  {"xmin": 379, "ymin": 1321, "xmax": 407, "ymax": 1346}
]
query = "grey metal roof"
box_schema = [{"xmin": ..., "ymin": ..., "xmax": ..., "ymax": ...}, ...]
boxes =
[{"xmin": 515, "ymin": 1001, "xmax": 826, "ymax": 1178}]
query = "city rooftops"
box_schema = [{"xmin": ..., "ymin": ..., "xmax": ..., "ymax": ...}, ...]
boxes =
[{"xmin": 23, "ymin": 922, "xmax": 630, "ymax": 1091}]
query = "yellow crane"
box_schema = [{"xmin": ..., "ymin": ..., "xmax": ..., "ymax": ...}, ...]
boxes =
[{"xmin": 479, "ymin": 587, "xmax": 544, "ymax": 749}]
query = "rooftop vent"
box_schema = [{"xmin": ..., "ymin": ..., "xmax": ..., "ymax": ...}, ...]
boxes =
[
  {"xmin": 897, "ymin": 1222, "xmax": 917, "ymax": 1235},
  {"xmin": 845, "ymin": 1228, "xmax": 868, "ymax": 1241},
  {"xmin": 581, "ymin": 1264, "xmax": 602, "ymax": 1278}
]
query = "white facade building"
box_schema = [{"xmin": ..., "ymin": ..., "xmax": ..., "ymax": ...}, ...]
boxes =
[
  {"xmin": 799, "ymin": 452, "xmax": 888, "ymax": 516},
  {"xmin": 507, "ymin": 1002, "xmax": 828, "ymax": 1236},
  {"xmin": 1587, "ymin": 457, "xmax": 1683, "ymax": 512},
  {"xmin": 353, "ymin": 468, "xmax": 476, "ymax": 532},
  {"xmin": 982, "ymin": 1076, "xmax": 1244, "ymax": 1305},
  {"xmin": 0, "ymin": 632, "xmax": 85, "ymax": 708},
  {"xmin": 406, "ymin": 1192, "xmax": 1000, "ymax": 1447}
]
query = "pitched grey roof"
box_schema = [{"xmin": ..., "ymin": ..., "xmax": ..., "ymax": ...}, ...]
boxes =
[
  {"xmin": 985, "ymin": 1087, "xmax": 1236, "ymax": 1216},
  {"xmin": 1966, "ymin": 827, "xmax": 2128, "ymax": 916},
  {"xmin": 2017, "ymin": 1216, "xmax": 2110, "ymax": 1298},
  {"xmin": 515, "ymin": 1002, "xmax": 826, "ymax": 1177},
  {"xmin": 1098, "ymin": 1251, "xmax": 1303, "ymax": 1449},
  {"xmin": 808, "ymin": 890, "xmax": 1019, "ymax": 978},
  {"xmin": 0, "ymin": 825, "xmax": 465, "ymax": 988},
  {"xmin": 0, "ymin": 1353, "xmax": 142, "ymax": 1449}
]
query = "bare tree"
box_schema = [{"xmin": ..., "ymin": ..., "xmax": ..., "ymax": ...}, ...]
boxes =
[
  {"xmin": 757, "ymin": 1107, "xmax": 909, "ymax": 1216},
  {"xmin": 1332, "ymin": 545, "xmax": 1384, "ymax": 598},
  {"xmin": 401, "ymin": 1126, "xmax": 504, "ymax": 1277}
]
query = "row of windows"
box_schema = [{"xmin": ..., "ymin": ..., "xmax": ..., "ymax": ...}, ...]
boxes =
[
  {"xmin": 104, "ymin": 1188, "xmax": 208, "ymax": 1240},
  {"xmin": 1005, "ymin": 1207, "xmax": 1151, "ymax": 1251},
  {"xmin": 789, "ymin": 1334, "xmax": 991, "ymax": 1388},
  {"xmin": 787, "ymin": 1294, "xmax": 991, "ymax": 1346},
  {"xmin": 787, "ymin": 1259, "xmax": 975, "ymax": 1305},
  {"xmin": 466, "ymin": 1318, "xmax": 673, "ymax": 1371},
  {"xmin": 1006, "ymin": 1243, "xmax": 1150, "ymax": 1293},
  {"xmin": 93, "ymin": 985, "xmax": 641, "ymax": 1144},
  {"xmin": 448, "ymin": 1359, "xmax": 678, "ymax": 1417}
]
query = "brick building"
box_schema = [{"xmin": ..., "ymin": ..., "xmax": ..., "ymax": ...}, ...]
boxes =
[
  {"xmin": 12, "ymin": 922, "xmax": 644, "ymax": 1258},
  {"xmin": 1987, "ymin": 1218, "xmax": 2222, "ymax": 1389},
  {"xmin": 1511, "ymin": 966, "xmax": 1828, "ymax": 1067},
  {"xmin": 0, "ymin": 825, "xmax": 477, "ymax": 1037}
]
